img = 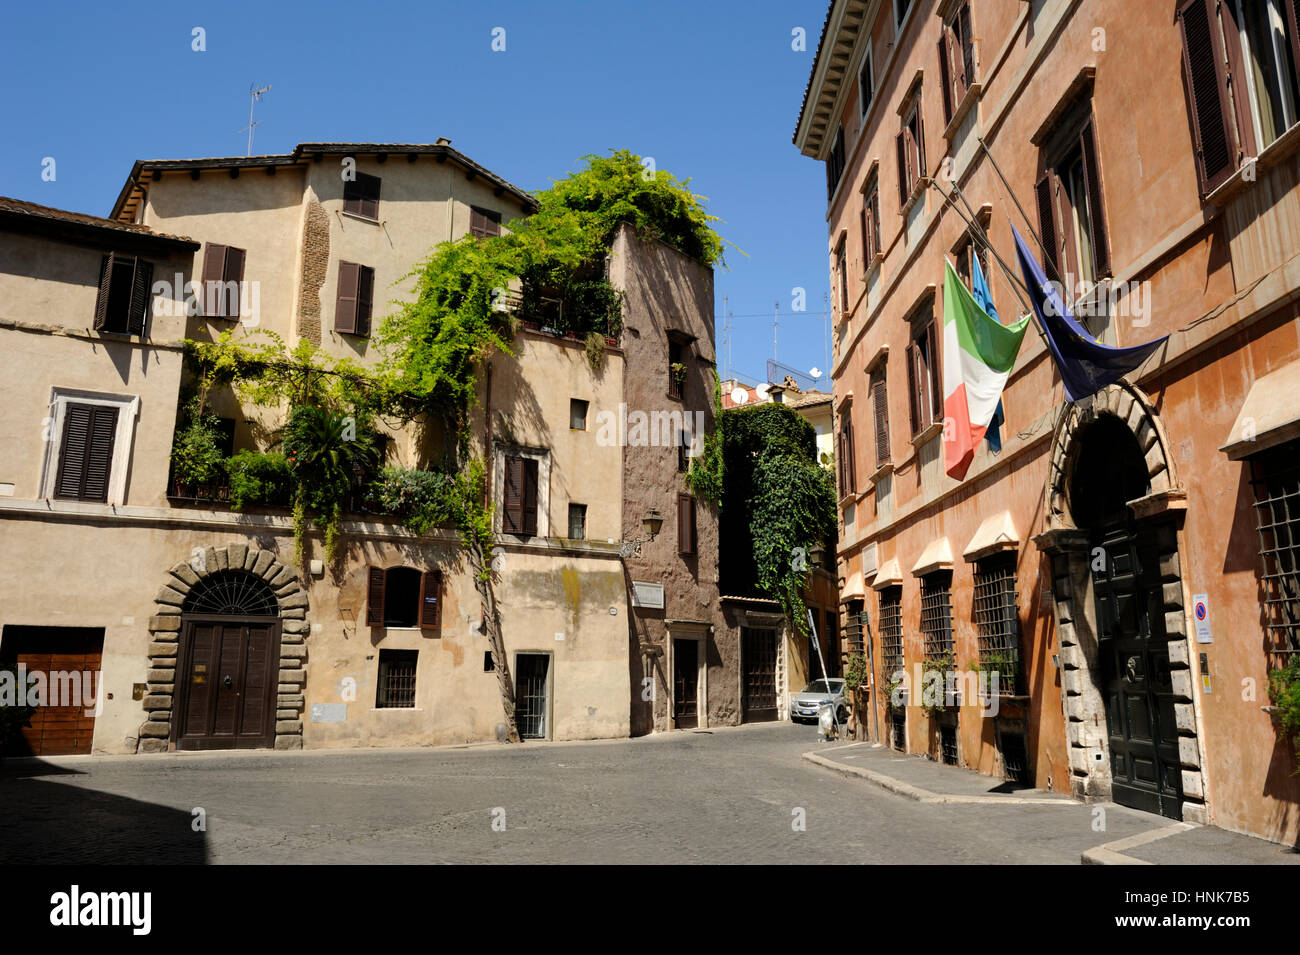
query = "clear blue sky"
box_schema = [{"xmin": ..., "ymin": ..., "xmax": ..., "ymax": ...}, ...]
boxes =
[{"xmin": 0, "ymin": 0, "xmax": 832, "ymax": 388}]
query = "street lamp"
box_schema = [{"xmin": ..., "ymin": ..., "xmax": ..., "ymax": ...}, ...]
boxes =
[
  {"xmin": 809, "ymin": 542, "xmax": 826, "ymax": 569},
  {"xmin": 619, "ymin": 508, "xmax": 664, "ymax": 558}
]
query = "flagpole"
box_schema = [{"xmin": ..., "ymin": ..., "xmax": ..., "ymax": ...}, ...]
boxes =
[{"xmin": 975, "ymin": 135, "xmax": 1065, "ymax": 286}]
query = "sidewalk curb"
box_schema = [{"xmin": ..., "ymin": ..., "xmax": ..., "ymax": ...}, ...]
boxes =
[
  {"xmin": 801, "ymin": 749, "xmax": 1074, "ymax": 806},
  {"xmin": 1081, "ymin": 822, "xmax": 1197, "ymax": 865}
]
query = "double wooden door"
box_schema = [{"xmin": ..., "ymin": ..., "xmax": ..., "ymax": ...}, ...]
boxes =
[{"xmin": 175, "ymin": 616, "xmax": 281, "ymax": 750}]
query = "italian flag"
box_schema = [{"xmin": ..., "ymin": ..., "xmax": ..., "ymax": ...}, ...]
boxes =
[{"xmin": 942, "ymin": 260, "xmax": 1029, "ymax": 481}]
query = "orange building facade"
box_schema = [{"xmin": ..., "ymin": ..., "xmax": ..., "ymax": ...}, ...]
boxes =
[{"xmin": 796, "ymin": 0, "xmax": 1300, "ymax": 844}]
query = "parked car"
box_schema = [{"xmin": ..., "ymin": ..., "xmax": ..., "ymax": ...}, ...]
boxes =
[{"xmin": 790, "ymin": 678, "xmax": 847, "ymax": 724}]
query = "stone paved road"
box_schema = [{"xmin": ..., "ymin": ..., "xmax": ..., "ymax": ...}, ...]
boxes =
[{"xmin": 0, "ymin": 722, "xmax": 1188, "ymax": 864}]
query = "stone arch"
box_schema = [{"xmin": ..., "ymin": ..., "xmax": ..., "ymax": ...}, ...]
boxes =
[
  {"xmin": 136, "ymin": 544, "xmax": 310, "ymax": 753},
  {"xmin": 1032, "ymin": 382, "xmax": 1208, "ymax": 823}
]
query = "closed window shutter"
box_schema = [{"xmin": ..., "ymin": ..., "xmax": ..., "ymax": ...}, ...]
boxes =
[
  {"xmin": 938, "ymin": 31, "xmax": 954, "ymax": 123},
  {"xmin": 128, "ymin": 259, "xmax": 152, "ymax": 336},
  {"xmin": 357, "ymin": 265, "xmax": 374, "ymax": 336},
  {"xmin": 223, "ymin": 247, "xmax": 245, "ymax": 319},
  {"xmin": 94, "ymin": 253, "xmax": 115, "ymax": 330},
  {"xmin": 678, "ymin": 494, "xmax": 695, "ymax": 556},
  {"xmin": 362, "ymin": 175, "xmax": 381, "ymax": 220},
  {"xmin": 946, "ymin": 22, "xmax": 967, "ymax": 108},
  {"xmin": 504, "ymin": 456, "xmax": 523, "ymax": 533},
  {"xmin": 1079, "ymin": 119, "xmax": 1110, "ymax": 278},
  {"xmin": 366, "ymin": 567, "xmax": 386, "ymax": 626},
  {"xmin": 201, "ymin": 244, "xmax": 226, "ymax": 317},
  {"xmin": 1177, "ymin": 0, "xmax": 1238, "ymax": 196},
  {"xmin": 845, "ymin": 415, "xmax": 856, "ymax": 491},
  {"xmin": 419, "ymin": 571, "xmax": 441, "ymax": 631},
  {"xmin": 905, "ymin": 121, "xmax": 919, "ymax": 195},
  {"xmin": 926, "ymin": 320, "xmax": 941, "ymax": 425},
  {"xmin": 55, "ymin": 403, "xmax": 117, "ymax": 502},
  {"xmin": 905, "ymin": 340, "xmax": 920, "ymax": 433},
  {"xmin": 896, "ymin": 130, "xmax": 908, "ymax": 205},
  {"xmin": 521, "ymin": 458, "xmax": 539, "ymax": 536},
  {"xmin": 872, "ymin": 371, "xmax": 890, "ymax": 466},
  {"xmin": 335, "ymin": 261, "xmax": 360, "ymax": 334},
  {"xmin": 1035, "ymin": 173, "xmax": 1061, "ymax": 277}
]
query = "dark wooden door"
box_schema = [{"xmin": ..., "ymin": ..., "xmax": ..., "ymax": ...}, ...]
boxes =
[
  {"xmin": 1, "ymin": 627, "xmax": 103, "ymax": 756},
  {"xmin": 515, "ymin": 653, "xmax": 550, "ymax": 739},
  {"xmin": 672, "ymin": 638, "xmax": 698, "ymax": 729},
  {"xmin": 176, "ymin": 616, "xmax": 280, "ymax": 750},
  {"xmin": 742, "ymin": 627, "xmax": 778, "ymax": 723},
  {"xmin": 1092, "ymin": 523, "xmax": 1182, "ymax": 819}
]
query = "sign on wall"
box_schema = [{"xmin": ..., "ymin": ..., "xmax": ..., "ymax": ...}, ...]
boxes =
[
  {"xmin": 630, "ymin": 581, "xmax": 665, "ymax": 609},
  {"xmin": 1192, "ymin": 593, "xmax": 1212, "ymax": 643}
]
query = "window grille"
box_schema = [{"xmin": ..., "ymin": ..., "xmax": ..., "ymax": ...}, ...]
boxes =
[
  {"xmin": 920, "ymin": 572, "xmax": 953, "ymax": 664},
  {"xmin": 879, "ymin": 587, "xmax": 903, "ymax": 677},
  {"xmin": 376, "ymin": 650, "xmax": 418, "ymax": 708},
  {"xmin": 1250, "ymin": 440, "xmax": 1300, "ymax": 663},
  {"xmin": 973, "ymin": 555, "xmax": 1019, "ymax": 695},
  {"xmin": 940, "ymin": 724, "xmax": 959, "ymax": 765},
  {"xmin": 999, "ymin": 733, "xmax": 1029, "ymax": 785}
]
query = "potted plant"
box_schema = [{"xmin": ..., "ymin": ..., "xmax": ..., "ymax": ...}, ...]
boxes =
[
  {"xmin": 169, "ymin": 398, "xmax": 227, "ymax": 498},
  {"xmin": 1268, "ymin": 655, "xmax": 1300, "ymax": 773},
  {"xmin": 670, "ymin": 362, "xmax": 687, "ymax": 387}
]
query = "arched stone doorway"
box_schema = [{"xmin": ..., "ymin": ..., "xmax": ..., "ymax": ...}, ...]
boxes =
[
  {"xmin": 1033, "ymin": 383, "xmax": 1208, "ymax": 823},
  {"xmin": 137, "ymin": 545, "xmax": 310, "ymax": 753}
]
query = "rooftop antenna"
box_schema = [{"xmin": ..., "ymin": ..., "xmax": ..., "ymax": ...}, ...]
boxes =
[
  {"xmin": 823, "ymin": 290, "xmax": 830, "ymax": 386},
  {"xmin": 772, "ymin": 300, "xmax": 780, "ymax": 369},
  {"xmin": 240, "ymin": 83, "xmax": 272, "ymax": 156}
]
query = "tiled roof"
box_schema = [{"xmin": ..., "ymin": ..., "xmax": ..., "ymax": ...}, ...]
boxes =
[{"xmin": 0, "ymin": 195, "xmax": 198, "ymax": 247}]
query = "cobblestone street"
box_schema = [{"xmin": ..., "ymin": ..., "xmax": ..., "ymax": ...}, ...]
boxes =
[{"xmin": 4, "ymin": 722, "xmax": 1270, "ymax": 865}]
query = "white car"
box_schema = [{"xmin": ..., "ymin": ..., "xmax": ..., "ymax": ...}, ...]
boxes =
[{"xmin": 790, "ymin": 678, "xmax": 847, "ymax": 724}]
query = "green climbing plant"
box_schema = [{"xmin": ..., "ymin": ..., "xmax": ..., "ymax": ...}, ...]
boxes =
[{"xmin": 1268, "ymin": 656, "xmax": 1300, "ymax": 772}]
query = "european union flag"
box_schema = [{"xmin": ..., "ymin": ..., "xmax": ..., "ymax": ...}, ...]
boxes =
[{"xmin": 1012, "ymin": 225, "xmax": 1167, "ymax": 403}]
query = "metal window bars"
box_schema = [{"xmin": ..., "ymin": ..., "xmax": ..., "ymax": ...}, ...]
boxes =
[
  {"xmin": 376, "ymin": 651, "xmax": 418, "ymax": 709},
  {"xmin": 920, "ymin": 572, "xmax": 954, "ymax": 663},
  {"xmin": 973, "ymin": 555, "xmax": 1020, "ymax": 695},
  {"xmin": 879, "ymin": 588, "xmax": 904, "ymax": 678},
  {"xmin": 1249, "ymin": 442, "xmax": 1300, "ymax": 664}
]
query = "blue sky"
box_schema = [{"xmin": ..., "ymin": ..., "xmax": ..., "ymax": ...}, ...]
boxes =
[{"xmin": 0, "ymin": 0, "xmax": 832, "ymax": 387}]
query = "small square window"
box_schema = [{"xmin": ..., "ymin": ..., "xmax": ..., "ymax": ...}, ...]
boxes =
[
  {"xmin": 570, "ymin": 398, "xmax": 589, "ymax": 430},
  {"xmin": 376, "ymin": 649, "xmax": 418, "ymax": 708},
  {"xmin": 484, "ymin": 651, "xmax": 494, "ymax": 673},
  {"xmin": 568, "ymin": 503, "xmax": 587, "ymax": 540}
]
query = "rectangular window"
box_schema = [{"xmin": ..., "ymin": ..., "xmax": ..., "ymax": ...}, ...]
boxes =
[
  {"xmin": 837, "ymin": 408, "xmax": 857, "ymax": 495},
  {"xmin": 826, "ymin": 126, "xmax": 847, "ymax": 200},
  {"xmin": 905, "ymin": 310, "xmax": 941, "ymax": 434},
  {"xmin": 54, "ymin": 403, "xmax": 119, "ymax": 502},
  {"xmin": 938, "ymin": 1, "xmax": 976, "ymax": 124},
  {"xmin": 845, "ymin": 599, "xmax": 865, "ymax": 654},
  {"xmin": 1249, "ymin": 439, "xmax": 1300, "ymax": 663},
  {"xmin": 335, "ymin": 262, "xmax": 375, "ymax": 336},
  {"xmin": 503, "ymin": 455, "xmax": 539, "ymax": 536},
  {"xmin": 677, "ymin": 493, "xmax": 697, "ymax": 557},
  {"xmin": 954, "ymin": 238, "xmax": 989, "ymax": 292},
  {"xmin": 859, "ymin": 47, "xmax": 874, "ymax": 116},
  {"xmin": 200, "ymin": 243, "xmax": 246, "ymax": 319},
  {"xmin": 93, "ymin": 253, "xmax": 153, "ymax": 336},
  {"xmin": 895, "ymin": 0, "xmax": 912, "ymax": 27},
  {"xmin": 567, "ymin": 503, "xmax": 587, "ymax": 540},
  {"xmin": 835, "ymin": 238, "xmax": 849, "ymax": 316},
  {"xmin": 870, "ymin": 365, "xmax": 890, "ymax": 467},
  {"xmin": 920, "ymin": 571, "xmax": 954, "ymax": 664},
  {"xmin": 896, "ymin": 93, "xmax": 926, "ymax": 207},
  {"xmin": 470, "ymin": 206, "xmax": 502, "ymax": 238},
  {"xmin": 569, "ymin": 398, "xmax": 589, "ymax": 430},
  {"xmin": 343, "ymin": 172, "xmax": 381, "ymax": 220},
  {"xmin": 861, "ymin": 176, "xmax": 881, "ymax": 265},
  {"xmin": 678, "ymin": 430, "xmax": 690, "ymax": 473},
  {"xmin": 668, "ymin": 339, "xmax": 685, "ymax": 399},
  {"xmin": 824, "ymin": 609, "xmax": 839, "ymax": 677},
  {"xmin": 879, "ymin": 586, "xmax": 904, "ymax": 677},
  {"xmin": 484, "ymin": 651, "xmax": 494, "ymax": 673},
  {"xmin": 375, "ymin": 649, "xmax": 418, "ymax": 708},
  {"xmin": 973, "ymin": 554, "xmax": 1020, "ymax": 695}
]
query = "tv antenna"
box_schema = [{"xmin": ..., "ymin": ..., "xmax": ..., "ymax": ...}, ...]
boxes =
[{"xmin": 240, "ymin": 83, "xmax": 272, "ymax": 156}]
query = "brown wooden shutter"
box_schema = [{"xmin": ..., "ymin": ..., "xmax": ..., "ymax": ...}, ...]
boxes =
[
  {"xmin": 83, "ymin": 406, "xmax": 117, "ymax": 502},
  {"xmin": 836, "ymin": 427, "xmax": 846, "ymax": 492},
  {"xmin": 361, "ymin": 173, "xmax": 381, "ymax": 220},
  {"xmin": 896, "ymin": 130, "xmax": 908, "ymax": 205},
  {"xmin": 1177, "ymin": 0, "xmax": 1238, "ymax": 195},
  {"xmin": 678, "ymin": 493, "xmax": 695, "ymax": 556},
  {"xmin": 55, "ymin": 404, "xmax": 117, "ymax": 501},
  {"xmin": 54, "ymin": 405, "xmax": 91, "ymax": 499},
  {"xmin": 128, "ymin": 259, "xmax": 152, "ymax": 336},
  {"xmin": 938, "ymin": 31, "xmax": 954, "ymax": 123},
  {"xmin": 419, "ymin": 570, "xmax": 441, "ymax": 631},
  {"xmin": 201, "ymin": 244, "xmax": 226, "ymax": 317},
  {"xmin": 357, "ymin": 265, "xmax": 374, "ymax": 336},
  {"xmin": 366, "ymin": 567, "xmax": 386, "ymax": 626},
  {"xmin": 926, "ymin": 320, "xmax": 941, "ymax": 425},
  {"xmin": 947, "ymin": 21, "xmax": 968, "ymax": 108},
  {"xmin": 844, "ymin": 413, "xmax": 857, "ymax": 491},
  {"xmin": 1287, "ymin": 0, "xmax": 1300, "ymax": 98},
  {"xmin": 521, "ymin": 458, "xmax": 539, "ymax": 536},
  {"xmin": 503, "ymin": 455, "xmax": 523, "ymax": 533},
  {"xmin": 223, "ymin": 246, "xmax": 245, "ymax": 319},
  {"xmin": 93, "ymin": 254, "xmax": 115, "ymax": 330},
  {"xmin": 872, "ymin": 370, "xmax": 890, "ymax": 467},
  {"xmin": 1035, "ymin": 173, "xmax": 1061, "ymax": 277},
  {"xmin": 1079, "ymin": 119, "xmax": 1110, "ymax": 278},
  {"xmin": 905, "ymin": 340, "xmax": 920, "ymax": 433},
  {"xmin": 335, "ymin": 261, "xmax": 360, "ymax": 334}
]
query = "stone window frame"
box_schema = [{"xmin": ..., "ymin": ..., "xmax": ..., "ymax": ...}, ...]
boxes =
[
  {"xmin": 39, "ymin": 387, "xmax": 140, "ymax": 506},
  {"xmin": 492, "ymin": 443, "xmax": 551, "ymax": 538}
]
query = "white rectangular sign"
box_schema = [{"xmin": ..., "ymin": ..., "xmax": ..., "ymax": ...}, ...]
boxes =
[
  {"xmin": 630, "ymin": 581, "xmax": 664, "ymax": 609},
  {"xmin": 1192, "ymin": 593, "xmax": 1212, "ymax": 643}
]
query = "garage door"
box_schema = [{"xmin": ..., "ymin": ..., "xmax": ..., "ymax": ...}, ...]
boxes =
[{"xmin": 1, "ymin": 626, "xmax": 104, "ymax": 756}]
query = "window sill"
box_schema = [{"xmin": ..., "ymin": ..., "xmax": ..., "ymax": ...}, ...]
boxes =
[
  {"xmin": 341, "ymin": 211, "xmax": 380, "ymax": 225},
  {"xmin": 900, "ymin": 178, "xmax": 928, "ymax": 217},
  {"xmin": 911, "ymin": 420, "xmax": 943, "ymax": 447},
  {"xmin": 1205, "ymin": 120, "xmax": 1300, "ymax": 207},
  {"xmin": 942, "ymin": 82, "xmax": 982, "ymax": 142},
  {"xmin": 868, "ymin": 462, "xmax": 894, "ymax": 484},
  {"xmin": 860, "ymin": 252, "xmax": 884, "ymax": 281}
]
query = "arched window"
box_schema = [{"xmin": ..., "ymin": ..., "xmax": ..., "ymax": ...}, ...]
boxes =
[
  {"xmin": 182, "ymin": 569, "xmax": 279, "ymax": 617},
  {"xmin": 365, "ymin": 566, "xmax": 442, "ymax": 631}
]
